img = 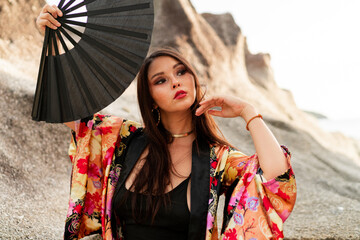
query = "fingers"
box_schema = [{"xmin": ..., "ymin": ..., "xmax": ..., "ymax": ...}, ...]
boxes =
[
  {"xmin": 195, "ymin": 100, "xmax": 212, "ymax": 116},
  {"xmin": 195, "ymin": 104, "xmax": 222, "ymax": 116},
  {"xmin": 199, "ymin": 97, "xmax": 224, "ymax": 107},
  {"xmin": 207, "ymin": 109, "xmax": 223, "ymax": 117},
  {"xmin": 195, "ymin": 97, "xmax": 223, "ymax": 116},
  {"xmin": 36, "ymin": 4, "xmax": 63, "ymax": 34},
  {"xmin": 37, "ymin": 17, "xmax": 58, "ymax": 31},
  {"xmin": 42, "ymin": 4, "xmax": 63, "ymax": 18}
]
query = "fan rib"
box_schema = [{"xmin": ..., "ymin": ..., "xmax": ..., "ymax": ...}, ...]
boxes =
[
  {"xmin": 61, "ymin": 19, "xmax": 148, "ymax": 40},
  {"xmin": 62, "ymin": 11, "xmax": 87, "ymax": 18},
  {"xmin": 63, "ymin": 3, "xmax": 150, "ymax": 19},
  {"xmin": 51, "ymin": 30, "xmax": 60, "ymax": 56},
  {"xmin": 53, "ymin": 58, "xmax": 63, "ymax": 121},
  {"xmin": 47, "ymin": 31, "xmax": 53, "ymax": 56},
  {"xmin": 61, "ymin": 22, "xmax": 139, "ymax": 69},
  {"xmin": 46, "ymin": 58, "xmax": 52, "ymax": 120},
  {"xmin": 58, "ymin": 0, "xmax": 66, "ymax": 10},
  {"xmin": 64, "ymin": 12, "xmax": 153, "ymax": 19},
  {"xmin": 47, "ymin": 57, "xmax": 63, "ymax": 122},
  {"xmin": 89, "ymin": 3, "xmax": 151, "ymax": 16},
  {"xmin": 65, "ymin": 53, "xmax": 95, "ymax": 118},
  {"xmin": 55, "ymin": 57, "xmax": 74, "ymax": 122},
  {"xmin": 62, "ymin": 0, "xmax": 96, "ymax": 15},
  {"xmin": 32, "ymin": 28, "xmax": 51, "ymax": 120},
  {"xmin": 61, "ymin": 0, "xmax": 76, "ymax": 12},
  {"xmin": 58, "ymin": 27, "xmax": 102, "ymax": 114},
  {"xmin": 73, "ymin": 43, "xmax": 120, "ymax": 99},
  {"xmin": 55, "ymin": 30, "xmax": 69, "ymax": 52}
]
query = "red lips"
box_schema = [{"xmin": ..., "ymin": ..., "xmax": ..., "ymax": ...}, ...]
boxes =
[{"xmin": 174, "ymin": 90, "xmax": 187, "ymax": 99}]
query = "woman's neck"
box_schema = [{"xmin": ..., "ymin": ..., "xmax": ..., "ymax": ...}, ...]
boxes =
[{"xmin": 160, "ymin": 110, "xmax": 193, "ymax": 135}]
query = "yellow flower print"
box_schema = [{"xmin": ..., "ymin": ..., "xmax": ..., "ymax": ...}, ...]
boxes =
[
  {"xmin": 224, "ymin": 165, "xmax": 238, "ymax": 185},
  {"xmin": 120, "ymin": 120, "xmax": 142, "ymax": 138},
  {"xmin": 84, "ymin": 218, "xmax": 101, "ymax": 234}
]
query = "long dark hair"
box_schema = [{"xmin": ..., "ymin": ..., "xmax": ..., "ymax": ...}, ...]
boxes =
[{"xmin": 111, "ymin": 48, "xmax": 231, "ymax": 237}]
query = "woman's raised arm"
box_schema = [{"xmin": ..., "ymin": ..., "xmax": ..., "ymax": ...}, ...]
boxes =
[{"xmin": 195, "ymin": 95, "xmax": 289, "ymax": 180}]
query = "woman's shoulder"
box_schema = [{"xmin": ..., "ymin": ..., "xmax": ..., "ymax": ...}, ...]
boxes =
[
  {"xmin": 119, "ymin": 118, "xmax": 143, "ymax": 138},
  {"xmin": 91, "ymin": 113, "xmax": 142, "ymax": 129},
  {"xmin": 72, "ymin": 113, "xmax": 143, "ymax": 138},
  {"xmin": 92, "ymin": 114, "xmax": 144, "ymax": 138}
]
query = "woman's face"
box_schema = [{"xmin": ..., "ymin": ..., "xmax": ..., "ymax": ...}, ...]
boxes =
[{"xmin": 147, "ymin": 56, "xmax": 196, "ymax": 114}]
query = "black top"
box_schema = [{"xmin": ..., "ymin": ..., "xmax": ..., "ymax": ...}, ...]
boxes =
[
  {"xmin": 117, "ymin": 176, "xmax": 191, "ymax": 240},
  {"xmin": 114, "ymin": 130, "xmax": 210, "ymax": 240}
]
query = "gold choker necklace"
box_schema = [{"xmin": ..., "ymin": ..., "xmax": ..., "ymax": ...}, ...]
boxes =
[{"xmin": 171, "ymin": 130, "xmax": 194, "ymax": 138}]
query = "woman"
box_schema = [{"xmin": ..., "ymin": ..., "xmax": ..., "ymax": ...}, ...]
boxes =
[{"xmin": 37, "ymin": 5, "xmax": 296, "ymax": 240}]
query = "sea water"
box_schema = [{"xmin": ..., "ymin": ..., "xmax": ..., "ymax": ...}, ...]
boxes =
[{"xmin": 317, "ymin": 118, "xmax": 360, "ymax": 140}]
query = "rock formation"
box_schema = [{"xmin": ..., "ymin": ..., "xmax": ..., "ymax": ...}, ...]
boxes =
[{"xmin": 0, "ymin": 0, "xmax": 359, "ymax": 239}]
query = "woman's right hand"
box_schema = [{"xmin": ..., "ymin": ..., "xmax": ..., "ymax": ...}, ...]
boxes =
[{"xmin": 36, "ymin": 4, "xmax": 63, "ymax": 35}]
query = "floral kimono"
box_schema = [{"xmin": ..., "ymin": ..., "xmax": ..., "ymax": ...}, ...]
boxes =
[{"xmin": 65, "ymin": 113, "xmax": 296, "ymax": 240}]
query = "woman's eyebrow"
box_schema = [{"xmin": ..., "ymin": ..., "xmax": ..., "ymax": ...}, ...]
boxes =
[
  {"xmin": 150, "ymin": 62, "xmax": 183, "ymax": 80},
  {"xmin": 173, "ymin": 62, "xmax": 183, "ymax": 69},
  {"xmin": 150, "ymin": 72, "xmax": 164, "ymax": 81}
]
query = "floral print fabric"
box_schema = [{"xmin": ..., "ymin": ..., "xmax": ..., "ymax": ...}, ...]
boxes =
[
  {"xmin": 65, "ymin": 114, "xmax": 296, "ymax": 240},
  {"xmin": 207, "ymin": 145, "xmax": 295, "ymax": 240}
]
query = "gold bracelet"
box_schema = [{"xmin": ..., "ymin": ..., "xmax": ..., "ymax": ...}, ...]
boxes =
[{"xmin": 246, "ymin": 114, "xmax": 263, "ymax": 131}]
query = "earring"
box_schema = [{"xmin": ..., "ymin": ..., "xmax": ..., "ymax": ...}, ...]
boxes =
[{"xmin": 151, "ymin": 107, "xmax": 161, "ymax": 126}]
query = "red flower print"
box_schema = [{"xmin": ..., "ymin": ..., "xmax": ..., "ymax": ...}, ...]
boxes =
[
  {"xmin": 84, "ymin": 201, "xmax": 95, "ymax": 216},
  {"xmin": 76, "ymin": 158, "xmax": 88, "ymax": 174},
  {"xmin": 97, "ymin": 114, "xmax": 105, "ymax": 121},
  {"xmin": 242, "ymin": 172, "xmax": 254, "ymax": 187},
  {"xmin": 272, "ymin": 223, "xmax": 284, "ymax": 239},
  {"xmin": 73, "ymin": 204, "xmax": 82, "ymax": 214},
  {"xmin": 101, "ymin": 126, "xmax": 113, "ymax": 135},
  {"xmin": 90, "ymin": 192, "xmax": 101, "ymax": 203},
  {"xmin": 88, "ymin": 163, "xmax": 100, "ymax": 179},
  {"xmin": 263, "ymin": 195, "xmax": 271, "ymax": 211},
  {"xmin": 210, "ymin": 160, "xmax": 218, "ymax": 169},
  {"xmin": 78, "ymin": 122, "xmax": 89, "ymax": 138},
  {"xmin": 104, "ymin": 147, "xmax": 115, "ymax": 162},
  {"xmin": 277, "ymin": 189, "xmax": 290, "ymax": 200},
  {"xmin": 213, "ymin": 177, "xmax": 218, "ymax": 187},
  {"xmin": 239, "ymin": 189, "xmax": 249, "ymax": 207},
  {"xmin": 224, "ymin": 228, "xmax": 238, "ymax": 240},
  {"xmin": 129, "ymin": 126, "xmax": 137, "ymax": 132},
  {"xmin": 84, "ymin": 192, "xmax": 102, "ymax": 216},
  {"xmin": 210, "ymin": 177, "xmax": 218, "ymax": 190}
]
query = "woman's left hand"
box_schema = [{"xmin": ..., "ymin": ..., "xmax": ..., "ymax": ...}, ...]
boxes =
[{"xmin": 195, "ymin": 96, "xmax": 256, "ymax": 119}]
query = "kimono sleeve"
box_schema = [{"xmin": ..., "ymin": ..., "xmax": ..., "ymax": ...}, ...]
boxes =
[
  {"xmin": 65, "ymin": 113, "xmax": 125, "ymax": 240},
  {"xmin": 220, "ymin": 146, "xmax": 296, "ymax": 240}
]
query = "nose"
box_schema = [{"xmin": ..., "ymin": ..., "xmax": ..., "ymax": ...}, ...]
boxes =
[{"xmin": 172, "ymin": 79, "xmax": 180, "ymax": 89}]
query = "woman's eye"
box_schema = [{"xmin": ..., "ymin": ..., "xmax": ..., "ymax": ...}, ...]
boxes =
[
  {"xmin": 177, "ymin": 68, "xmax": 187, "ymax": 76},
  {"xmin": 155, "ymin": 78, "xmax": 166, "ymax": 85}
]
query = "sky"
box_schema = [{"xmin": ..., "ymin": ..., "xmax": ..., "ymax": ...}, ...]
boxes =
[{"xmin": 192, "ymin": 0, "xmax": 360, "ymax": 120}]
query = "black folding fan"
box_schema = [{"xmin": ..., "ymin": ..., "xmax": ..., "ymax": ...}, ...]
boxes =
[{"xmin": 32, "ymin": 0, "xmax": 154, "ymax": 123}]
